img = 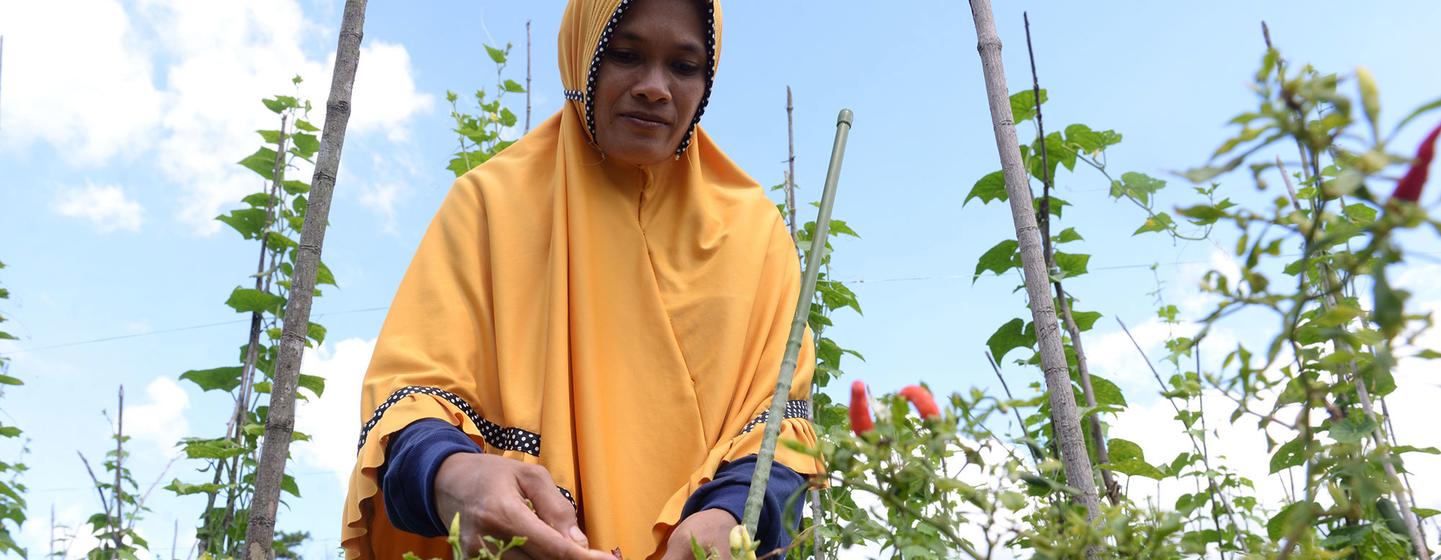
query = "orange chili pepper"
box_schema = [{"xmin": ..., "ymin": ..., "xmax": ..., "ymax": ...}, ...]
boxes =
[
  {"xmin": 1391, "ymin": 120, "xmax": 1441, "ymax": 203},
  {"xmin": 899, "ymin": 385, "xmax": 941, "ymax": 420},
  {"xmin": 849, "ymin": 380, "xmax": 874, "ymax": 435}
]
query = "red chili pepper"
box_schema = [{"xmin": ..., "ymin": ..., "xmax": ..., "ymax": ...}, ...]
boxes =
[
  {"xmin": 899, "ymin": 385, "xmax": 941, "ymax": 420},
  {"xmin": 1391, "ymin": 120, "xmax": 1441, "ymax": 203},
  {"xmin": 849, "ymin": 380, "xmax": 874, "ymax": 435}
]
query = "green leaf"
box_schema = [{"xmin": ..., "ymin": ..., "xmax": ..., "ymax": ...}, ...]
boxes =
[
  {"xmin": 1102, "ymin": 439, "xmax": 1165, "ymax": 479},
  {"xmin": 262, "ymin": 98, "xmax": 287, "ymax": 114},
  {"xmin": 485, "ymin": 45, "xmax": 507, "ymax": 64},
  {"xmin": 257, "ymin": 129, "xmax": 283, "ymax": 144},
  {"xmin": 181, "ymin": 437, "xmax": 247, "ymax": 459},
  {"xmin": 986, "ymin": 318, "xmax": 1032, "ymax": 363},
  {"xmin": 216, "ymin": 208, "xmax": 269, "ymax": 240},
  {"xmin": 224, "ymin": 287, "xmax": 286, "ymax": 314},
  {"xmin": 1270, "ymin": 437, "xmax": 1307, "ymax": 473},
  {"xmin": 1010, "ymin": 89, "xmax": 1047, "ymax": 124},
  {"xmin": 180, "ymin": 366, "xmax": 243, "ymax": 392},
  {"xmin": 1394, "ymin": 96, "xmax": 1441, "ymax": 135},
  {"xmin": 1055, "ymin": 227, "xmax": 1083, "ymax": 244},
  {"xmin": 294, "ymin": 119, "xmax": 320, "ymax": 132},
  {"xmin": 964, "ymin": 171, "xmax": 1007, "ymax": 206},
  {"xmin": 291, "ymin": 133, "xmax": 320, "ymax": 159},
  {"xmin": 1069, "ymin": 310, "xmax": 1101, "ymax": 331},
  {"xmin": 1052, "ymin": 252, "xmax": 1090, "ymax": 279},
  {"xmin": 1115, "ymin": 172, "xmax": 1165, "ymax": 205},
  {"xmin": 973, "ymin": 239, "xmax": 1019, "ymax": 282},
  {"xmin": 298, "ymin": 373, "xmax": 325, "ymax": 398},
  {"xmin": 502, "ymin": 79, "xmax": 526, "ymax": 93},
  {"xmin": 1267, "ymin": 502, "xmax": 1311, "ymax": 540},
  {"xmin": 0, "ymin": 375, "xmax": 22, "ymax": 386},
  {"xmin": 1088, "ymin": 374, "xmax": 1127, "ymax": 407},
  {"xmin": 282, "ymin": 473, "xmax": 301, "ymax": 497},
  {"xmin": 281, "ymin": 179, "xmax": 310, "ymax": 195},
  {"xmin": 0, "ymin": 427, "xmax": 21, "ymax": 438},
  {"xmin": 1133, "ymin": 212, "xmax": 1174, "ymax": 235},
  {"xmin": 238, "ymin": 147, "xmax": 281, "ymax": 179},
  {"xmin": 1329, "ymin": 412, "xmax": 1377, "ymax": 444},
  {"xmin": 165, "ymin": 478, "xmax": 228, "ymax": 496}
]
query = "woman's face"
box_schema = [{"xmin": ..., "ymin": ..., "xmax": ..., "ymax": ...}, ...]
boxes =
[{"xmin": 592, "ymin": 0, "xmax": 707, "ymax": 166}]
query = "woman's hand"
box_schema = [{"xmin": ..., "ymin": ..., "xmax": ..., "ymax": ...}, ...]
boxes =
[
  {"xmin": 661, "ymin": 509, "xmax": 738, "ymax": 560},
  {"xmin": 434, "ymin": 453, "xmax": 613, "ymax": 559}
]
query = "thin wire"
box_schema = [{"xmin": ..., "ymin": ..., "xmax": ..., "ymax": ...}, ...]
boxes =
[
  {"xmin": 10, "ymin": 249, "xmax": 1441, "ymax": 353},
  {"xmin": 12, "ymin": 306, "xmax": 388, "ymax": 353}
]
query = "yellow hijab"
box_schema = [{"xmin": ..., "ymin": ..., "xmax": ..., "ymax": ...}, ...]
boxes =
[{"xmin": 340, "ymin": 0, "xmax": 821, "ymax": 557}]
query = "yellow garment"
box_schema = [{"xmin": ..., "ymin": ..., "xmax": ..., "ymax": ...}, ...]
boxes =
[{"xmin": 339, "ymin": 0, "xmax": 822, "ymax": 558}]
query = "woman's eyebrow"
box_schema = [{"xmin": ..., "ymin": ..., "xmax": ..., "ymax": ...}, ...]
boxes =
[{"xmin": 614, "ymin": 29, "xmax": 704, "ymax": 55}]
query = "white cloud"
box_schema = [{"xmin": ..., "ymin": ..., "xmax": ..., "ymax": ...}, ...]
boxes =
[
  {"xmin": 359, "ymin": 182, "xmax": 404, "ymax": 231},
  {"xmin": 124, "ymin": 376, "xmax": 190, "ymax": 454},
  {"xmin": 53, "ymin": 183, "xmax": 146, "ymax": 233},
  {"xmin": 348, "ymin": 41, "xmax": 435, "ymax": 142},
  {"xmin": 1, "ymin": 0, "xmax": 433, "ymax": 234},
  {"xmin": 293, "ymin": 337, "xmax": 374, "ymax": 494},
  {"xmin": 0, "ymin": 0, "xmax": 164, "ymax": 163}
]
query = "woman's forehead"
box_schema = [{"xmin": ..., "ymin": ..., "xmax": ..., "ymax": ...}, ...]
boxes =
[{"xmin": 611, "ymin": 0, "xmax": 706, "ymax": 50}]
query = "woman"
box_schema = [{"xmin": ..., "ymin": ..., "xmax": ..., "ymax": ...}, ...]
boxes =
[{"xmin": 341, "ymin": 0, "xmax": 822, "ymax": 558}]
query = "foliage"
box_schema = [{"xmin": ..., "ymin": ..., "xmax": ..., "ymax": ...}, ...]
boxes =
[
  {"xmin": 0, "ymin": 261, "xmax": 26, "ymax": 557},
  {"xmin": 788, "ymin": 37, "xmax": 1441, "ymax": 559},
  {"xmin": 446, "ymin": 43, "xmax": 526, "ymax": 178},
  {"xmin": 168, "ymin": 75, "xmax": 328, "ymax": 558}
]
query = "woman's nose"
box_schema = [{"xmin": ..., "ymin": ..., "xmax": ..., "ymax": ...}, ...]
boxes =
[{"xmin": 631, "ymin": 64, "xmax": 671, "ymax": 104}]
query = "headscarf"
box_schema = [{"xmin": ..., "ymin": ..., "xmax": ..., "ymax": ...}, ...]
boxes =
[{"xmin": 340, "ymin": 0, "xmax": 822, "ymax": 557}]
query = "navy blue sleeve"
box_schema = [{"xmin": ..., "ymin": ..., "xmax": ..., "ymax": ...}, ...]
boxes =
[
  {"xmin": 380, "ymin": 418, "xmax": 484, "ymax": 537},
  {"xmin": 680, "ymin": 455, "xmax": 808, "ymax": 555}
]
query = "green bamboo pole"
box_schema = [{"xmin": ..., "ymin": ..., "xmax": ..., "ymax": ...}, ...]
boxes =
[{"xmin": 741, "ymin": 109, "xmax": 854, "ymax": 537}]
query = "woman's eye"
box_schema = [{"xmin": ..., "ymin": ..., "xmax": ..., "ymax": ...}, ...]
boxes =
[
  {"xmin": 606, "ymin": 50, "xmax": 639, "ymax": 64},
  {"xmin": 672, "ymin": 61, "xmax": 702, "ymax": 76}
]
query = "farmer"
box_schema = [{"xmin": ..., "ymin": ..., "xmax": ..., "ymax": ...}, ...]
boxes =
[{"xmin": 340, "ymin": 0, "xmax": 822, "ymax": 558}]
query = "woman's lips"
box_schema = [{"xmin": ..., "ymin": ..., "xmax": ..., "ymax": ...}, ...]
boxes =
[{"xmin": 620, "ymin": 113, "xmax": 669, "ymax": 131}]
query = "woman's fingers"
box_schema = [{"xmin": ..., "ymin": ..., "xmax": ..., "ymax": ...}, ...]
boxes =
[
  {"xmin": 500, "ymin": 499, "xmax": 612, "ymax": 560},
  {"xmin": 515, "ymin": 464, "xmax": 590, "ymax": 548}
]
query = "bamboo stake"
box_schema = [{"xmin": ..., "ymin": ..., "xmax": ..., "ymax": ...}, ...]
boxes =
[
  {"xmin": 1021, "ymin": 12, "xmax": 1119, "ymax": 506},
  {"xmin": 967, "ymin": 0, "xmax": 1101, "ymax": 521},
  {"xmin": 244, "ymin": 0, "xmax": 367, "ymax": 556},
  {"xmin": 742, "ymin": 109, "xmax": 854, "ymax": 536}
]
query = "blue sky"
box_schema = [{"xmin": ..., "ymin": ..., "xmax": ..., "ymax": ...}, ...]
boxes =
[{"xmin": 2, "ymin": 0, "xmax": 1440, "ymax": 557}]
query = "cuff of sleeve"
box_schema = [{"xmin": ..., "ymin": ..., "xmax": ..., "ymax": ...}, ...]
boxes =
[{"xmin": 382, "ymin": 418, "xmax": 484, "ymax": 537}]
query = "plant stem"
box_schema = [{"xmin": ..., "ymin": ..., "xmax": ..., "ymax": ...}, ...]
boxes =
[
  {"xmin": 967, "ymin": 0, "xmax": 1101, "ymax": 524},
  {"xmin": 243, "ymin": 0, "xmax": 367, "ymax": 555},
  {"xmin": 113, "ymin": 385, "xmax": 124, "ymax": 558},
  {"xmin": 786, "ymin": 86, "xmax": 798, "ymax": 245},
  {"xmin": 1275, "ymin": 158, "xmax": 1431, "ymax": 558},
  {"xmin": 1022, "ymin": 13, "xmax": 1118, "ymax": 505},
  {"xmin": 525, "ymin": 20, "xmax": 532, "ymax": 133}
]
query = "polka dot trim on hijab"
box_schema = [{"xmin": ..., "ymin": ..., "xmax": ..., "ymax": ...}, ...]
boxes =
[
  {"xmin": 356, "ymin": 385, "xmax": 542, "ymax": 457},
  {"xmin": 739, "ymin": 399, "xmax": 812, "ymax": 435},
  {"xmin": 562, "ymin": 0, "xmax": 717, "ymax": 158}
]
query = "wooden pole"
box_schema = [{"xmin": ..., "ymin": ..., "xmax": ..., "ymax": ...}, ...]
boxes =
[
  {"xmin": 966, "ymin": 0, "xmax": 1101, "ymax": 522},
  {"xmin": 243, "ymin": 0, "xmax": 367, "ymax": 556}
]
